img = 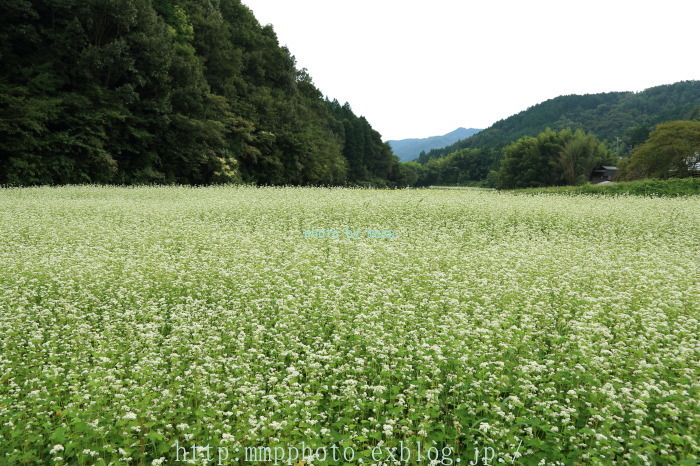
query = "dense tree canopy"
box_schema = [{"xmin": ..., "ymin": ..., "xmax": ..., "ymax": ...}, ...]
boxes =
[
  {"xmin": 497, "ymin": 129, "xmax": 614, "ymax": 189},
  {"xmin": 3, "ymin": 2, "xmax": 696, "ymax": 190},
  {"xmin": 414, "ymin": 147, "xmax": 498, "ymax": 187},
  {"xmin": 619, "ymin": 121, "xmax": 700, "ymax": 180},
  {"xmin": 326, "ymin": 100, "xmax": 399, "ymax": 187},
  {"xmin": 0, "ymin": 0, "xmax": 399, "ymax": 186},
  {"xmin": 418, "ymin": 81, "xmax": 700, "ymax": 165}
]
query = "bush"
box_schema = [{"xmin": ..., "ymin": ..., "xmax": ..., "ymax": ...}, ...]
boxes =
[{"xmin": 510, "ymin": 177, "xmax": 700, "ymax": 197}]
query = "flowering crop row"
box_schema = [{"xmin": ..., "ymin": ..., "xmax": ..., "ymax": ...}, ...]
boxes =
[{"xmin": 0, "ymin": 186, "xmax": 698, "ymax": 465}]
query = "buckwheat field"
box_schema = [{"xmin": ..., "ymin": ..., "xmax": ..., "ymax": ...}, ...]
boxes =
[{"xmin": 1, "ymin": 186, "xmax": 698, "ymax": 465}]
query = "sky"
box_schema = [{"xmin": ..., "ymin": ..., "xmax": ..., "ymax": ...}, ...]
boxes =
[{"xmin": 241, "ymin": 0, "xmax": 699, "ymax": 141}]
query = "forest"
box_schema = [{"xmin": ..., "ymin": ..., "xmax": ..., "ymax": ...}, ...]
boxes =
[
  {"xmin": 418, "ymin": 81, "xmax": 700, "ymax": 164},
  {"xmin": 413, "ymin": 81, "xmax": 700, "ymax": 189},
  {"xmin": 1, "ymin": 1, "xmax": 698, "ymax": 190},
  {"xmin": 0, "ymin": 0, "xmax": 400, "ymax": 187}
]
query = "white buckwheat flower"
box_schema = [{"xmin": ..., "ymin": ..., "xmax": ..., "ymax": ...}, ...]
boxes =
[{"xmin": 50, "ymin": 445, "xmax": 64, "ymax": 455}]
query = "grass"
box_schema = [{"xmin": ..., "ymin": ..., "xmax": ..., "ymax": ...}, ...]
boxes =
[
  {"xmin": 0, "ymin": 185, "xmax": 698, "ymax": 465},
  {"xmin": 510, "ymin": 177, "xmax": 700, "ymax": 197}
]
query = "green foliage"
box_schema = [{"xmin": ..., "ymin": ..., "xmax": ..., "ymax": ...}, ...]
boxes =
[
  {"xmin": 418, "ymin": 81, "xmax": 700, "ymax": 164},
  {"xmin": 0, "ymin": 0, "xmax": 397, "ymax": 187},
  {"xmin": 626, "ymin": 121, "xmax": 651, "ymax": 150},
  {"xmin": 688, "ymin": 105, "xmax": 700, "ymax": 121},
  {"xmin": 326, "ymin": 100, "xmax": 399, "ymax": 186},
  {"xmin": 396, "ymin": 162, "xmax": 422, "ymax": 187},
  {"xmin": 618, "ymin": 120, "xmax": 700, "ymax": 181},
  {"xmin": 497, "ymin": 128, "xmax": 614, "ymax": 189},
  {"xmin": 1, "ymin": 185, "xmax": 699, "ymax": 463},
  {"xmin": 511, "ymin": 177, "xmax": 700, "ymax": 197},
  {"xmin": 414, "ymin": 147, "xmax": 497, "ymax": 187},
  {"xmin": 557, "ymin": 130, "xmax": 612, "ymax": 185},
  {"xmin": 0, "ymin": 0, "xmax": 233, "ymax": 185}
]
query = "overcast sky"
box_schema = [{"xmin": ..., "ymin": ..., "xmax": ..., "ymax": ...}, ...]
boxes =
[{"xmin": 241, "ymin": 0, "xmax": 698, "ymax": 141}]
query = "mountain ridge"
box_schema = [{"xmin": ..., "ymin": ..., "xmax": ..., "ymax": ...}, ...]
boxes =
[
  {"xmin": 417, "ymin": 80, "xmax": 700, "ymax": 164},
  {"xmin": 388, "ymin": 127, "xmax": 481, "ymax": 162}
]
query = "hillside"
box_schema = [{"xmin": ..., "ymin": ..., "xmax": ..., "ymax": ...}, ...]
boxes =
[
  {"xmin": 388, "ymin": 127, "xmax": 481, "ymax": 162},
  {"xmin": 0, "ymin": 0, "xmax": 399, "ymax": 187},
  {"xmin": 417, "ymin": 81, "xmax": 700, "ymax": 164}
]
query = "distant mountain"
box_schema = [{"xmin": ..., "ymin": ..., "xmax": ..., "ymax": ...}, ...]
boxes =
[
  {"xmin": 388, "ymin": 128, "xmax": 481, "ymax": 162},
  {"xmin": 417, "ymin": 80, "xmax": 700, "ymax": 164}
]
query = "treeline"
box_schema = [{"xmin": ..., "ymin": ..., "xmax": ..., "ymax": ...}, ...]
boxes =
[
  {"xmin": 511, "ymin": 178, "xmax": 700, "ymax": 197},
  {"xmin": 497, "ymin": 129, "xmax": 614, "ymax": 189},
  {"xmin": 409, "ymin": 128, "xmax": 615, "ymax": 189},
  {"xmin": 618, "ymin": 120, "xmax": 700, "ymax": 181},
  {"xmin": 409, "ymin": 121, "xmax": 699, "ymax": 190},
  {"xmin": 418, "ymin": 81, "xmax": 700, "ymax": 164},
  {"xmin": 0, "ymin": 0, "xmax": 400, "ymax": 187},
  {"xmin": 326, "ymin": 100, "xmax": 399, "ymax": 186},
  {"xmin": 408, "ymin": 147, "xmax": 499, "ymax": 187},
  {"xmin": 408, "ymin": 81, "xmax": 700, "ymax": 189}
]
